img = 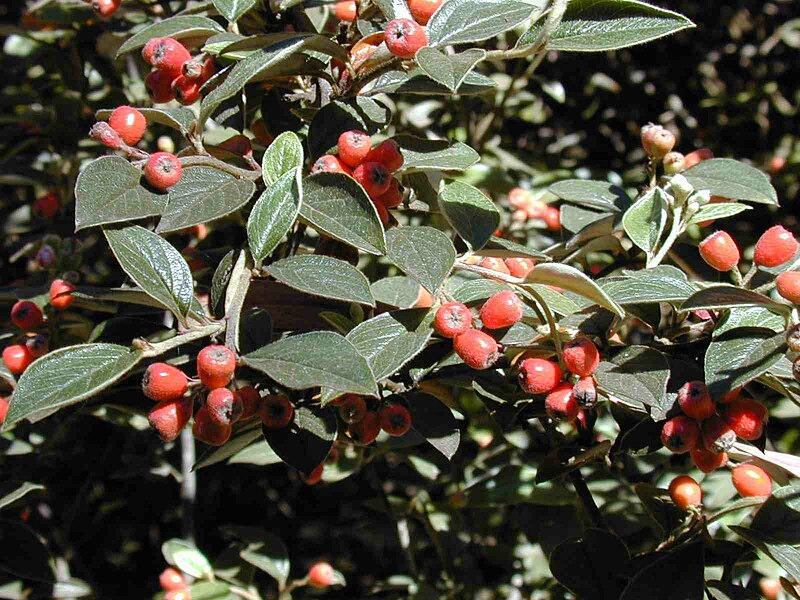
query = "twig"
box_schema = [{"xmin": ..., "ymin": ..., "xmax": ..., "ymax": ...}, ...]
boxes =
[
  {"xmin": 568, "ymin": 468, "xmax": 607, "ymax": 530},
  {"xmin": 135, "ymin": 322, "xmax": 225, "ymax": 358},
  {"xmin": 648, "ymin": 204, "xmax": 685, "ymax": 268},
  {"xmin": 180, "ymin": 428, "xmax": 196, "ymax": 543},
  {"xmin": 179, "ymin": 155, "xmax": 262, "ymax": 180}
]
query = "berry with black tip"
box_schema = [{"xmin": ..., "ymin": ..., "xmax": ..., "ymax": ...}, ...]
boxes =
[
  {"xmin": 149, "ymin": 38, "xmax": 191, "ymax": 77},
  {"xmin": 311, "ymin": 155, "xmax": 351, "ymax": 175},
  {"xmin": 722, "ymin": 397, "xmax": 767, "ymax": 441},
  {"xmin": 347, "ymin": 411, "xmax": 380, "ymax": 445},
  {"xmin": 353, "ymin": 161, "xmax": 391, "ymax": 199},
  {"xmin": 259, "ymin": 395, "xmax": 294, "ymax": 429},
  {"xmin": 144, "ymin": 152, "xmax": 182, "ymax": 189},
  {"xmin": 235, "ymin": 386, "xmax": 262, "ymax": 420},
  {"xmin": 690, "ymin": 447, "xmax": 728, "ymax": 472},
  {"xmin": 545, "ymin": 383, "xmax": 579, "ymax": 421},
  {"xmin": 337, "ymin": 130, "xmax": 371, "ymax": 167},
  {"xmin": 365, "ymin": 139, "xmax": 404, "ymax": 171},
  {"xmin": 378, "ymin": 403, "xmax": 411, "ymax": 436},
  {"xmin": 10, "ymin": 300, "xmax": 43, "ymax": 330},
  {"xmin": 661, "ymin": 415, "xmax": 701, "ymax": 453},
  {"xmin": 562, "ymin": 337, "xmax": 600, "ymax": 377},
  {"xmin": 145, "ymin": 70, "xmax": 176, "ymax": 104},
  {"xmin": 206, "ymin": 387, "xmax": 240, "ymax": 426},
  {"xmin": 192, "ymin": 405, "xmax": 231, "ymax": 446},
  {"xmin": 677, "ymin": 380, "xmax": 715, "ymax": 420},
  {"xmin": 434, "ymin": 302, "xmax": 472, "ymax": 339},
  {"xmin": 702, "ymin": 415, "xmax": 737, "ymax": 453},
  {"xmin": 384, "ymin": 18, "xmax": 428, "ymax": 59}
]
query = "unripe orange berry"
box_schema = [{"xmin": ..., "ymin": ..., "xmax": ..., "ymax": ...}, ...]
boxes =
[
  {"xmin": 668, "ymin": 475, "xmax": 702, "ymax": 510},
  {"xmin": 754, "ymin": 225, "xmax": 799, "ymax": 268},
  {"xmin": 235, "ymin": 386, "xmax": 262, "ymax": 420},
  {"xmin": 49, "ymin": 279, "xmax": 75, "ymax": 310},
  {"xmin": 690, "ymin": 447, "xmax": 728, "ymax": 472},
  {"xmin": 337, "ymin": 394, "xmax": 366, "ymax": 424},
  {"xmin": 572, "ymin": 376, "xmax": 597, "ymax": 408},
  {"xmin": 453, "ymin": 329, "xmax": 500, "ymax": 370},
  {"xmin": 731, "ymin": 464, "xmax": 772, "ymax": 497},
  {"xmin": 311, "ymin": 154, "xmax": 351, "ymax": 175},
  {"xmin": 365, "ymin": 139, "xmax": 404, "ymax": 172},
  {"xmin": 33, "ymin": 192, "xmax": 59, "ymax": 220},
  {"xmin": 196, "ymin": 345, "xmax": 236, "ymax": 389},
  {"xmin": 337, "ymin": 130, "xmax": 371, "ymax": 168},
  {"xmin": 508, "ymin": 187, "xmax": 531, "ymax": 208},
  {"xmin": 108, "ymin": 106, "xmax": 147, "ymax": 146},
  {"xmin": 353, "ymin": 161, "xmax": 391, "ymax": 199},
  {"xmin": 146, "ymin": 69, "xmax": 176, "ymax": 104},
  {"xmin": 480, "ymin": 291, "xmax": 523, "ymax": 330},
  {"xmin": 308, "ymin": 562, "xmax": 335, "ymax": 587},
  {"xmin": 144, "ymin": 152, "xmax": 182, "ymax": 190},
  {"xmin": 150, "ymin": 38, "xmax": 191, "ymax": 78},
  {"xmin": 378, "ymin": 403, "xmax": 412, "ymax": 436},
  {"xmin": 562, "ymin": 337, "xmax": 600, "ymax": 377},
  {"xmin": 259, "ymin": 395, "xmax": 294, "ymax": 429},
  {"xmin": 682, "ymin": 148, "xmax": 714, "ymax": 169},
  {"xmin": 722, "ymin": 398, "xmax": 767, "ymax": 441},
  {"xmin": 661, "ymin": 415, "xmax": 701, "ymax": 453},
  {"xmin": 662, "ymin": 152, "xmax": 685, "ymax": 174},
  {"xmin": 333, "ymin": 0, "xmax": 356, "ymax": 21},
  {"xmin": 0, "ymin": 397, "xmax": 8, "ymax": 424},
  {"xmin": 698, "ymin": 231, "xmax": 740, "ymax": 272},
  {"xmin": 504, "ymin": 257, "xmax": 535, "ymax": 278},
  {"xmin": 206, "ymin": 387, "xmax": 240, "ymax": 426},
  {"xmin": 376, "ymin": 178, "xmax": 403, "ymax": 208},
  {"xmin": 759, "ymin": 578, "xmax": 781, "ymax": 600},
  {"xmin": 384, "ymin": 18, "xmax": 429, "ymax": 59},
  {"xmin": 347, "ymin": 410, "xmax": 380, "ymax": 445},
  {"xmin": 518, "ymin": 358, "xmax": 562, "ymax": 395},
  {"xmin": 434, "ymin": 302, "xmax": 472, "ymax": 338},
  {"xmin": 677, "ymin": 381, "xmax": 715, "ymax": 421},
  {"xmin": 148, "ymin": 397, "xmax": 193, "ymax": 442},
  {"xmin": 142, "ymin": 363, "xmax": 188, "ymax": 402},
  {"xmin": 408, "ymin": 0, "xmax": 442, "ymax": 25},
  {"xmin": 702, "ymin": 415, "xmax": 737, "ymax": 453},
  {"xmin": 3, "ymin": 345, "xmax": 33, "ymax": 375},
  {"xmin": 478, "ymin": 257, "xmax": 511, "ymax": 275},
  {"xmin": 776, "ymin": 271, "xmax": 800, "ymax": 304},
  {"xmin": 641, "ymin": 124, "xmax": 675, "ymax": 159},
  {"xmin": 159, "ymin": 567, "xmax": 186, "ymax": 592},
  {"xmin": 10, "ymin": 300, "xmax": 43, "ymax": 330},
  {"xmin": 545, "ymin": 382, "xmax": 579, "ymax": 421},
  {"xmin": 543, "ymin": 206, "xmax": 561, "ymax": 231}
]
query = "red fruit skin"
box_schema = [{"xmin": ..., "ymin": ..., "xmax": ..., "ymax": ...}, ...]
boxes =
[
  {"xmin": 722, "ymin": 398, "xmax": 767, "ymax": 441},
  {"xmin": 562, "ymin": 337, "xmax": 600, "ymax": 377},
  {"xmin": 669, "ymin": 475, "xmax": 702, "ymax": 510},
  {"xmin": 677, "ymin": 381, "xmax": 716, "ymax": 420},
  {"xmin": 478, "ymin": 257, "xmax": 511, "ymax": 275},
  {"xmin": 683, "ymin": 148, "xmax": 714, "ymax": 169},
  {"xmin": 159, "ymin": 568, "xmax": 186, "ymax": 592},
  {"xmin": 373, "ymin": 197, "xmax": 390, "ymax": 225},
  {"xmin": 302, "ymin": 463, "xmax": 324, "ymax": 485},
  {"xmin": 90, "ymin": 122, "xmax": 123, "ymax": 149},
  {"xmin": 545, "ymin": 383, "xmax": 579, "ymax": 421},
  {"xmin": 49, "ymin": 279, "xmax": 75, "ymax": 310},
  {"xmin": 309, "ymin": 562, "xmax": 336, "ymax": 587},
  {"xmin": 142, "ymin": 38, "xmax": 162, "ymax": 65},
  {"xmin": 192, "ymin": 406, "xmax": 232, "ymax": 446},
  {"xmin": 235, "ymin": 386, "xmax": 262, "ymax": 420},
  {"xmin": 25, "ymin": 334, "xmax": 49, "ymax": 358},
  {"xmin": 200, "ymin": 57, "xmax": 216, "ymax": 81},
  {"xmin": 165, "ymin": 589, "xmax": 190, "ymax": 600},
  {"xmin": 433, "ymin": 302, "xmax": 472, "ymax": 338},
  {"xmin": 480, "ymin": 290, "xmax": 523, "ymax": 330},
  {"xmin": 385, "ymin": 18, "xmax": 428, "ymax": 58},
  {"xmin": 148, "ymin": 397, "xmax": 193, "ymax": 443},
  {"xmin": 3, "ymin": 345, "xmax": 33, "ymax": 375},
  {"xmin": 311, "ymin": 155, "xmax": 351, "ymax": 175},
  {"xmin": 337, "ymin": 395, "xmax": 366, "ymax": 424},
  {"xmin": 259, "ymin": 395, "xmax": 294, "ymax": 429},
  {"xmin": 33, "ymin": 192, "xmax": 59, "ymax": 220},
  {"xmin": 144, "ymin": 152, "xmax": 182, "ymax": 189},
  {"xmin": 146, "ymin": 70, "xmax": 176, "ymax": 104},
  {"xmin": 754, "ymin": 225, "xmax": 799, "ymax": 268},
  {"xmin": 353, "ymin": 162, "xmax": 391, "ymax": 199},
  {"xmin": 760, "ymin": 579, "xmax": 781, "ymax": 600},
  {"xmin": 699, "ymin": 231, "xmax": 740, "ymax": 271},
  {"xmin": 142, "ymin": 363, "xmax": 188, "ymax": 402},
  {"xmin": 108, "ymin": 106, "xmax": 147, "ymax": 146},
  {"xmin": 690, "ymin": 447, "xmax": 728, "ymax": 472},
  {"xmin": 660, "ymin": 415, "xmax": 701, "ymax": 453},
  {"xmin": 171, "ymin": 75, "xmax": 201, "ymax": 105},
  {"xmin": 731, "ymin": 464, "xmax": 772, "ymax": 497},
  {"xmin": 333, "ymin": 0, "xmax": 357, "ymax": 21},
  {"xmin": 337, "ymin": 130, "xmax": 371, "ymax": 167},
  {"xmin": 543, "ymin": 206, "xmax": 561, "ymax": 231},
  {"xmin": 777, "ymin": 271, "xmax": 800, "ymax": 304},
  {"xmin": 453, "ymin": 329, "xmax": 500, "ymax": 370},
  {"xmin": 365, "ymin": 140, "xmax": 404, "ymax": 172},
  {"xmin": 376, "ymin": 178, "xmax": 403, "ymax": 208},
  {"xmin": 347, "ymin": 411, "xmax": 380, "ymax": 445},
  {"xmin": 92, "ymin": 0, "xmax": 121, "ymax": 17},
  {"xmin": 408, "ymin": 0, "xmax": 442, "ymax": 24},
  {"xmin": 206, "ymin": 387, "xmax": 238, "ymax": 426},
  {"xmin": 572, "ymin": 376, "xmax": 598, "ymax": 408},
  {"xmin": 702, "ymin": 415, "xmax": 737, "ymax": 453},
  {"xmin": 504, "ymin": 258, "xmax": 535, "ymax": 278},
  {"xmin": 0, "ymin": 397, "xmax": 8, "ymax": 424},
  {"xmin": 151, "ymin": 38, "xmax": 192, "ymax": 78},
  {"xmin": 378, "ymin": 403, "xmax": 412, "ymax": 436},
  {"xmin": 197, "ymin": 345, "xmax": 237, "ymax": 389},
  {"xmin": 518, "ymin": 358, "xmax": 562, "ymax": 395},
  {"xmin": 718, "ymin": 387, "xmax": 742, "ymax": 404},
  {"xmin": 11, "ymin": 300, "xmax": 44, "ymax": 330}
]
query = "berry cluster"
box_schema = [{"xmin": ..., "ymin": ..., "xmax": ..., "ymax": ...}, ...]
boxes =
[
  {"xmin": 159, "ymin": 567, "xmax": 189, "ymax": 600},
  {"xmin": 312, "ymin": 131, "xmax": 404, "ymax": 224},
  {"xmin": 507, "ymin": 187, "xmax": 561, "ymax": 231},
  {"xmin": 142, "ymin": 37, "xmax": 215, "ymax": 106}
]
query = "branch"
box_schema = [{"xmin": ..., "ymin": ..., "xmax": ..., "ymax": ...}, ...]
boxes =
[
  {"xmin": 136, "ymin": 322, "xmax": 225, "ymax": 358},
  {"xmin": 179, "ymin": 155, "xmax": 262, "ymax": 180}
]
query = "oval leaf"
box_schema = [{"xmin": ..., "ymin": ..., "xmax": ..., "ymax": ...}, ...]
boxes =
[
  {"xmin": 265, "ymin": 255, "xmax": 375, "ymax": 306},
  {"xmin": 364, "ymin": 68, "xmax": 496, "ymax": 96},
  {"xmin": 262, "ymin": 131, "xmax": 304, "ymax": 186},
  {"xmin": 684, "ymin": 158, "xmax": 779, "ymax": 205},
  {"xmin": 705, "ymin": 330, "xmax": 787, "ymax": 398},
  {"xmin": 386, "ymin": 226, "xmax": 455, "ymax": 294},
  {"xmin": 427, "ymin": 0, "xmax": 540, "ymax": 47},
  {"xmin": 262, "ymin": 406, "xmax": 337, "ymax": 475},
  {"xmin": 682, "ymin": 286, "xmax": 790, "ymax": 314},
  {"xmin": 549, "ymin": 179, "xmax": 631, "ymax": 212},
  {"xmin": 688, "ymin": 202, "xmax": 751, "ymax": 225},
  {"xmin": 618, "ymin": 542, "xmax": 704, "ymax": 600},
  {"xmin": 438, "ymin": 180, "xmax": 500, "ymax": 250},
  {"xmin": 248, "ymin": 169, "xmax": 302, "ymax": 262},
  {"xmin": 521, "ymin": 262, "xmax": 625, "ymax": 317},
  {"xmin": 415, "ymin": 48, "xmax": 486, "ymax": 93},
  {"xmin": 117, "ymin": 16, "xmax": 225, "ymax": 57},
  {"xmin": 622, "ymin": 188, "xmax": 667, "ymax": 253},
  {"xmin": 162, "ymin": 539, "xmax": 213, "ymax": 579},
  {"xmin": 407, "ymin": 393, "xmax": 460, "ymax": 460},
  {"xmin": 394, "ymin": 135, "xmax": 480, "ymax": 173},
  {"xmin": 239, "ymin": 534, "xmax": 290, "ymax": 588}
]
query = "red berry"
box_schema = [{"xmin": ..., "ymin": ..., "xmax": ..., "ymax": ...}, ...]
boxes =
[
  {"xmin": 660, "ymin": 415, "xmax": 701, "ymax": 453},
  {"xmin": 504, "ymin": 258, "xmax": 535, "ymax": 278},
  {"xmin": 3, "ymin": 345, "xmax": 33, "ymax": 375},
  {"xmin": 347, "ymin": 411, "xmax": 380, "ymax": 445},
  {"xmin": 480, "ymin": 290, "xmax": 523, "ymax": 330},
  {"xmin": 309, "ymin": 562, "xmax": 336, "ymax": 587},
  {"xmin": 353, "ymin": 161, "xmax": 391, "ymax": 199},
  {"xmin": 722, "ymin": 398, "xmax": 767, "ymax": 441},
  {"xmin": 376, "ymin": 177, "xmax": 403, "ymax": 208},
  {"xmin": 235, "ymin": 386, "xmax": 262, "ymax": 420},
  {"xmin": 90, "ymin": 122, "xmax": 123, "ymax": 149},
  {"xmin": 337, "ymin": 130, "xmax": 371, "ymax": 168},
  {"xmin": 754, "ymin": 225, "xmax": 798, "ymax": 268},
  {"xmin": 683, "ymin": 148, "xmax": 714, "ymax": 169},
  {"xmin": 677, "ymin": 381, "xmax": 715, "ymax": 420},
  {"xmin": 206, "ymin": 387, "xmax": 240, "ymax": 426},
  {"xmin": 0, "ymin": 397, "xmax": 8, "ymax": 425},
  {"xmin": 373, "ymin": 197, "xmax": 390, "ymax": 225},
  {"xmin": 10, "ymin": 300, "xmax": 44, "ymax": 330},
  {"xmin": 702, "ymin": 415, "xmax": 737, "ymax": 453},
  {"xmin": 453, "ymin": 329, "xmax": 500, "ymax": 370},
  {"xmin": 718, "ymin": 387, "xmax": 742, "ymax": 404},
  {"xmin": 508, "ymin": 187, "xmax": 530, "ymax": 208},
  {"xmin": 378, "ymin": 403, "xmax": 412, "ymax": 436},
  {"xmin": 144, "ymin": 152, "xmax": 182, "ymax": 190},
  {"xmin": 146, "ymin": 70, "xmax": 176, "ymax": 104},
  {"xmin": 165, "ymin": 590, "xmax": 190, "ymax": 600},
  {"xmin": 545, "ymin": 382, "xmax": 579, "ymax": 421},
  {"xmin": 365, "ymin": 140, "xmax": 404, "ymax": 172},
  {"xmin": 777, "ymin": 271, "xmax": 800, "ymax": 304},
  {"xmin": 562, "ymin": 337, "xmax": 600, "ymax": 377},
  {"xmin": 408, "ymin": 0, "xmax": 442, "ymax": 25},
  {"xmin": 384, "ymin": 18, "xmax": 428, "ymax": 59},
  {"xmin": 192, "ymin": 405, "xmax": 232, "ymax": 446},
  {"xmin": 200, "ymin": 57, "xmax": 216, "ymax": 81},
  {"xmin": 668, "ymin": 475, "xmax": 702, "ymax": 510},
  {"xmin": 92, "ymin": 0, "xmax": 121, "ymax": 17},
  {"xmin": 337, "ymin": 394, "xmax": 366, "ymax": 424},
  {"xmin": 572, "ymin": 376, "xmax": 598, "ymax": 408},
  {"xmin": 259, "ymin": 395, "xmax": 294, "ymax": 429},
  {"xmin": 142, "ymin": 363, "xmax": 188, "ymax": 402},
  {"xmin": 25, "ymin": 334, "xmax": 49, "ymax": 358},
  {"xmin": 760, "ymin": 579, "xmax": 781, "ymax": 600},
  {"xmin": 159, "ymin": 568, "xmax": 186, "ymax": 592},
  {"xmin": 171, "ymin": 75, "xmax": 201, "ymax": 105},
  {"xmin": 518, "ymin": 358, "xmax": 562, "ymax": 395},
  {"xmin": 311, "ymin": 154, "xmax": 351, "ymax": 175},
  {"xmin": 196, "ymin": 345, "xmax": 236, "ymax": 389},
  {"xmin": 433, "ymin": 302, "xmax": 473, "ymax": 338},
  {"xmin": 301, "ymin": 463, "xmax": 324, "ymax": 485},
  {"xmin": 690, "ymin": 447, "xmax": 728, "ymax": 472},
  {"xmin": 150, "ymin": 38, "xmax": 191, "ymax": 77},
  {"xmin": 699, "ymin": 231, "xmax": 740, "ymax": 272},
  {"xmin": 543, "ymin": 206, "xmax": 561, "ymax": 231},
  {"xmin": 148, "ymin": 397, "xmax": 193, "ymax": 443},
  {"xmin": 49, "ymin": 279, "xmax": 75, "ymax": 310},
  {"xmin": 108, "ymin": 106, "xmax": 147, "ymax": 146},
  {"xmin": 731, "ymin": 464, "xmax": 772, "ymax": 497},
  {"xmin": 478, "ymin": 257, "xmax": 511, "ymax": 275},
  {"xmin": 333, "ymin": 0, "xmax": 356, "ymax": 21},
  {"xmin": 33, "ymin": 192, "xmax": 59, "ymax": 220},
  {"xmin": 142, "ymin": 38, "xmax": 162, "ymax": 64}
]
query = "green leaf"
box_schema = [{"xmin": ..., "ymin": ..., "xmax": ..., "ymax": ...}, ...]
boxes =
[
  {"xmin": 438, "ymin": 180, "xmax": 500, "ymax": 250},
  {"xmin": 74, "ymin": 157, "xmax": 167, "ymax": 231},
  {"xmin": 0, "ymin": 482, "xmax": 44, "ymax": 510},
  {"xmin": 248, "ymin": 169, "xmax": 302, "ymax": 262},
  {"xmin": 618, "ymin": 542, "xmax": 704, "ymax": 600},
  {"xmin": 750, "ymin": 485, "xmax": 800, "ymax": 544},
  {"xmin": 521, "ymin": 263, "xmax": 625, "ymax": 317},
  {"xmin": 0, "ymin": 520, "xmax": 54, "ymax": 582},
  {"xmin": 622, "ymin": 188, "xmax": 667, "ymax": 253},
  {"xmin": 549, "ymin": 179, "xmax": 631, "ymax": 212},
  {"xmin": 706, "ymin": 581, "xmax": 761, "ymax": 600},
  {"xmin": 394, "ymin": 135, "xmax": 480, "ymax": 173},
  {"xmin": 156, "ymin": 167, "xmax": 255, "ymax": 233},
  {"xmin": 464, "ymin": 465, "xmax": 573, "ymax": 507},
  {"xmin": 242, "ymin": 331, "xmax": 377, "ymax": 396},
  {"xmin": 95, "ymin": 107, "xmax": 195, "ymax": 136},
  {"xmin": 194, "ymin": 427, "xmax": 263, "ymax": 470},
  {"xmin": 386, "ymin": 226, "xmax": 456, "ymax": 294},
  {"xmin": 550, "ymin": 529, "xmax": 629, "ymax": 599},
  {"xmin": 117, "ymin": 16, "xmax": 225, "ymax": 57},
  {"xmin": 265, "ymin": 255, "xmax": 375, "ymax": 306},
  {"xmin": 705, "ymin": 330, "xmax": 787, "ymax": 398},
  {"xmin": 407, "ymin": 393, "xmax": 460, "ymax": 459},
  {"xmin": 218, "ymin": 33, "xmax": 348, "ymax": 63},
  {"xmin": 307, "ymin": 97, "xmax": 391, "ymax": 159},
  {"xmin": 240, "ymin": 534, "xmax": 290, "ymax": 588},
  {"xmin": 3, "ymin": 344, "xmax": 140, "ymax": 428},
  {"xmin": 595, "ymin": 346, "xmax": 670, "ymax": 418},
  {"xmin": 373, "ymin": 0, "xmax": 413, "ymax": 19},
  {"xmin": 681, "ymin": 286, "xmax": 790, "ymax": 314},
  {"xmin": 262, "ymin": 131, "xmax": 304, "ymax": 186},
  {"xmin": 162, "ymin": 539, "xmax": 213, "ymax": 579},
  {"xmin": 518, "ymin": 0, "xmax": 694, "ymax": 52},
  {"xmin": 480, "ymin": 236, "xmax": 549, "ymax": 260},
  {"xmin": 213, "ymin": 0, "xmax": 257, "ymax": 22},
  {"xmin": 684, "ymin": 158, "xmax": 779, "ymax": 205},
  {"xmin": 189, "ymin": 581, "xmax": 232, "ymax": 600},
  {"xmin": 346, "ymin": 310, "xmax": 432, "ymax": 381},
  {"xmin": 688, "ymin": 202, "xmax": 752, "ymax": 225},
  {"xmin": 600, "ymin": 266, "xmax": 696, "ymax": 305},
  {"xmin": 210, "ymin": 249, "xmax": 236, "ymax": 317},
  {"xmin": 415, "ymin": 48, "xmax": 485, "ymax": 93},
  {"xmin": 300, "ymin": 172, "xmax": 386, "ymax": 255},
  {"xmin": 427, "ymin": 0, "xmax": 540, "ymax": 47},
  {"xmin": 714, "ymin": 307, "xmax": 785, "ymax": 338},
  {"xmin": 731, "ymin": 526, "xmax": 800, "ymax": 581},
  {"xmin": 370, "ymin": 276, "xmax": 421, "ymax": 308},
  {"xmin": 261, "ymin": 406, "xmax": 337, "ymax": 475},
  {"xmin": 364, "ymin": 68, "xmax": 497, "ymax": 96},
  {"xmin": 105, "ymin": 226, "xmax": 194, "ymax": 320}
]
